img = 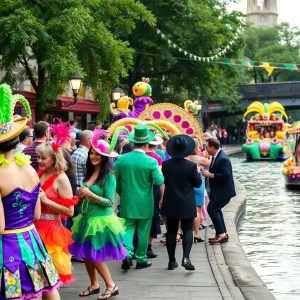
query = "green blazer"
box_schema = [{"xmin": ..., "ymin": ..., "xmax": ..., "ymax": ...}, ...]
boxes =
[{"xmin": 114, "ymin": 150, "xmax": 164, "ymax": 219}]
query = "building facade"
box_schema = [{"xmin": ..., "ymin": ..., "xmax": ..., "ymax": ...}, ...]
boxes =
[
  {"xmin": 0, "ymin": 68, "xmax": 100, "ymax": 129},
  {"xmin": 246, "ymin": 0, "xmax": 278, "ymax": 28}
]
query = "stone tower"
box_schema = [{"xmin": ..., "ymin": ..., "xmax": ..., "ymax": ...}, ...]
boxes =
[{"xmin": 246, "ymin": 0, "xmax": 278, "ymax": 28}]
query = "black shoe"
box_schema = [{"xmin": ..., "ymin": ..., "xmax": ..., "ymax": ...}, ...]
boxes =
[
  {"xmin": 181, "ymin": 258, "xmax": 195, "ymax": 271},
  {"xmin": 194, "ymin": 236, "xmax": 205, "ymax": 243},
  {"xmin": 121, "ymin": 257, "xmax": 132, "ymax": 270},
  {"xmin": 136, "ymin": 261, "xmax": 152, "ymax": 269},
  {"xmin": 147, "ymin": 249, "xmax": 158, "ymax": 258},
  {"xmin": 168, "ymin": 260, "xmax": 178, "ymax": 270}
]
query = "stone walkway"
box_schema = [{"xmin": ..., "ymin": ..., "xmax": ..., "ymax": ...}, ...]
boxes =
[
  {"xmin": 60, "ymin": 145, "xmax": 244, "ymax": 300},
  {"xmin": 61, "ymin": 234, "xmax": 223, "ymax": 300}
]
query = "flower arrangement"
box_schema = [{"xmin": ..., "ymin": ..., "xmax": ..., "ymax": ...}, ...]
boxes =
[{"xmin": 282, "ymin": 159, "xmax": 300, "ymax": 176}]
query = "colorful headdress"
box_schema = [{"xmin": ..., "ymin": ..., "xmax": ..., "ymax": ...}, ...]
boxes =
[
  {"xmin": 0, "ymin": 84, "xmax": 31, "ymax": 143},
  {"xmin": 49, "ymin": 118, "xmax": 71, "ymax": 152},
  {"xmin": 92, "ymin": 129, "xmax": 119, "ymax": 158}
]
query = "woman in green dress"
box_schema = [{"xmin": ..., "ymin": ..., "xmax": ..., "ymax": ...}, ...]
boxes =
[{"xmin": 69, "ymin": 129, "xmax": 126, "ymax": 299}]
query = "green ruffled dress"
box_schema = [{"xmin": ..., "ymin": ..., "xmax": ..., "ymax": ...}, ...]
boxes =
[{"xmin": 69, "ymin": 173, "xmax": 127, "ymax": 261}]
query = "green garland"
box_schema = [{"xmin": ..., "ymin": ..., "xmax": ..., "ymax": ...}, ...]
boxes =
[
  {"xmin": 145, "ymin": 123, "xmax": 169, "ymax": 140},
  {"xmin": 108, "ymin": 126, "xmax": 130, "ymax": 153},
  {"xmin": 13, "ymin": 95, "xmax": 32, "ymax": 118}
]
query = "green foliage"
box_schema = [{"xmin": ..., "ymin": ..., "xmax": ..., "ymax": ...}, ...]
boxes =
[
  {"xmin": 0, "ymin": 0, "xmax": 155, "ymax": 121},
  {"xmin": 119, "ymin": 0, "xmax": 245, "ymax": 113},
  {"xmin": 243, "ymin": 23, "xmax": 300, "ymax": 83}
]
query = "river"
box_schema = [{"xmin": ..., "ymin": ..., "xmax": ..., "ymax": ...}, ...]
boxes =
[{"xmin": 231, "ymin": 153, "xmax": 300, "ymax": 300}]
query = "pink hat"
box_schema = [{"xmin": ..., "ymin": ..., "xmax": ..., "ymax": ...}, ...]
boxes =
[{"xmin": 91, "ymin": 129, "xmax": 119, "ymax": 158}]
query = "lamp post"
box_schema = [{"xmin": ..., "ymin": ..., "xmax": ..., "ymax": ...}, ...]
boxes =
[
  {"xmin": 69, "ymin": 74, "xmax": 84, "ymax": 103},
  {"xmin": 57, "ymin": 74, "xmax": 84, "ymax": 108},
  {"xmin": 111, "ymin": 87, "xmax": 123, "ymax": 102}
]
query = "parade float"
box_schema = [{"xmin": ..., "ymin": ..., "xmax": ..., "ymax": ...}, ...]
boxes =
[
  {"xmin": 109, "ymin": 77, "xmax": 154, "ymax": 121},
  {"xmin": 108, "ymin": 102, "xmax": 202, "ymax": 137},
  {"xmin": 282, "ymin": 122, "xmax": 300, "ymax": 186},
  {"xmin": 242, "ymin": 101, "xmax": 289, "ymax": 160}
]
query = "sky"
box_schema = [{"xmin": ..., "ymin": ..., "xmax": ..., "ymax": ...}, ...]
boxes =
[{"xmin": 227, "ymin": 0, "xmax": 300, "ymax": 28}]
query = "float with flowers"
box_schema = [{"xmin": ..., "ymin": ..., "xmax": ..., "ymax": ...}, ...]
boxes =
[
  {"xmin": 282, "ymin": 122, "xmax": 300, "ymax": 185},
  {"xmin": 242, "ymin": 101, "xmax": 289, "ymax": 160}
]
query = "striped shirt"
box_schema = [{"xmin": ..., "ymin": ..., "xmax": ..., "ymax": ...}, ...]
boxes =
[
  {"xmin": 23, "ymin": 142, "xmax": 44, "ymax": 172},
  {"xmin": 71, "ymin": 145, "xmax": 89, "ymax": 187}
]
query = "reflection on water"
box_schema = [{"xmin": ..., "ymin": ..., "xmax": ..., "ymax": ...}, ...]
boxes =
[{"xmin": 232, "ymin": 154, "xmax": 300, "ymax": 300}]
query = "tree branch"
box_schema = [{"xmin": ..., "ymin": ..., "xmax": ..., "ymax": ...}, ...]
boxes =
[
  {"xmin": 20, "ymin": 55, "xmax": 38, "ymax": 92},
  {"xmin": 144, "ymin": 66, "xmax": 180, "ymax": 78},
  {"xmin": 28, "ymin": 0, "xmax": 46, "ymax": 13}
]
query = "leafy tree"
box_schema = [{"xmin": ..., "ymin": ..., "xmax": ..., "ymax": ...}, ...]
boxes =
[
  {"xmin": 119, "ymin": 0, "xmax": 245, "ymax": 112},
  {"xmin": 0, "ymin": 0, "xmax": 155, "ymax": 120},
  {"xmin": 243, "ymin": 23, "xmax": 300, "ymax": 83}
]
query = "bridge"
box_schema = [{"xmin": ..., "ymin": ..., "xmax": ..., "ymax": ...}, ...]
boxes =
[{"xmin": 201, "ymin": 81, "xmax": 300, "ymax": 117}]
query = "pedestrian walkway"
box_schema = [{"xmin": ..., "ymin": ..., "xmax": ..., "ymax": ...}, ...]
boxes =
[
  {"xmin": 61, "ymin": 233, "xmax": 223, "ymax": 300},
  {"xmin": 60, "ymin": 145, "xmax": 244, "ymax": 300}
]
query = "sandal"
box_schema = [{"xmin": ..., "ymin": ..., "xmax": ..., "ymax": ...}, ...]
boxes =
[
  {"xmin": 199, "ymin": 224, "xmax": 207, "ymax": 230},
  {"xmin": 98, "ymin": 285, "xmax": 119, "ymax": 300},
  {"xmin": 176, "ymin": 232, "xmax": 182, "ymax": 242},
  {"xmin": 79, "ymin": 285, "xmax": 100, "ymax": 297}
]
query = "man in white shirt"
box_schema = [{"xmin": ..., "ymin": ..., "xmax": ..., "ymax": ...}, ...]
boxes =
[{"xmin": 14, "ymin": 127, "xmax": 33, "ymax": 153}]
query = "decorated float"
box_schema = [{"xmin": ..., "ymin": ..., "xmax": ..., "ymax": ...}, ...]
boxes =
[
  {"xmin": 109, "ymin": 78, "xmax": 154, "ymax": 121},
  {"xmin": 108, "ymin": 102, "xmax": 202, "ymax": 137},
  {"xmin": 282, "ymin": 122, "xmax": 300, "ymax": 186},
  {"xmin": 242, "ymin": 101, "xmax": 289, "ymax": 160}
]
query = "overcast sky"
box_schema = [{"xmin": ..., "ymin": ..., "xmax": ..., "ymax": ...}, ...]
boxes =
[{"xmin": 227, "ymin": 0, "xmax": 300, "ymax": 28}]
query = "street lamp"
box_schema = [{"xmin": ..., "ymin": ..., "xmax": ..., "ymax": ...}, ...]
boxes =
[
  {"xmin": 56, "ymin": 74, "xmax": 84, "ymax": 108},
  {"xmin": 111, "ymin": 87, "xmax": 123, "ymax": 101},
  {"xmin": 69, "ymin": 74, "xmax": 84, "ymax": 103}
]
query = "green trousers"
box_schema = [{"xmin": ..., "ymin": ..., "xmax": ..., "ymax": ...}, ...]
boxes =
[{"xmin": 123, "ymin": 218, "xmax": 152, "ymax": 263}]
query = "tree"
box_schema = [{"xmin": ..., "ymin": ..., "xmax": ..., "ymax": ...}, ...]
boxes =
[
  {"xmin": 243, "ymin": 23, "xmax": 300, "ymax": 83},
  {"xmin": 119, "ymin": 0, "xmax": 245, "ymax": 112},
  {"xmin": 0, "ymin": 0, "xmax": 155, "ymax": 121}
]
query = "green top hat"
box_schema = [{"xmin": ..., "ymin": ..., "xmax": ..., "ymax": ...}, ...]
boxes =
[{"xmin": 128, "ymin": 124, "xmax": 155, "ymax": 144}]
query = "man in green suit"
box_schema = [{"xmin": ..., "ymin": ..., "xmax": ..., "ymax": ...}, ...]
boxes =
[{"xmin": 114, "ymin": 124, "xmax": 164, "ymax": 270}]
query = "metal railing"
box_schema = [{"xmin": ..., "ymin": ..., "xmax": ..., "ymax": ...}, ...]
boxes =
[{"xmin": 237, "ymin": 81, "xmax": 300, "ymax": 100}]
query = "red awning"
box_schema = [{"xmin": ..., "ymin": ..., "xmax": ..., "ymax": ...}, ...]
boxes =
[
  {"xmin": 56, "ymin": 96, "xmax": 99, "ymax": 113},
  {"xmin": 12, "ymin": 91, "xmax": 99, "ymax": 113}
]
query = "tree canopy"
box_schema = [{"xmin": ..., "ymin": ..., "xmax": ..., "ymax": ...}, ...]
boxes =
[
  {"xmin": 120, "ymin": 0, "xmax": 245, "ymax": 112},
  {"xmin": 0, "ymin": 0, "xmax": 155, "ymax": 120},
  {"xmin": 243, "ymin": 22, "xmax": 300, "ymax": 83}
]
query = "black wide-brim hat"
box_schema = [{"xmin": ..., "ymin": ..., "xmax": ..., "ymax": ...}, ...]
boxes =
[{"xmin": 166, "ymin": 134, "xmax": 195, "ymax": 158}]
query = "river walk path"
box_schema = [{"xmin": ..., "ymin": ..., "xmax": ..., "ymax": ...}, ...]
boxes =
[{"xmin": 60, "ymin": 145, "xmax": 273, "ymax": 300}]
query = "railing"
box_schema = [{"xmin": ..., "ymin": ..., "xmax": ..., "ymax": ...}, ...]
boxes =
[{"xmin": 237, "ymin": 81, "xmax": 300, "ymax": 100}]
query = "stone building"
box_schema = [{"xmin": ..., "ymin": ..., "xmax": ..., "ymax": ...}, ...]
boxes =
[{"xmin": 246, "ymin": 0, "xmax": 278, "ymax": 28}]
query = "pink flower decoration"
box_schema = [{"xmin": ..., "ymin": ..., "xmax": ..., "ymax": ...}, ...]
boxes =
[
  {"xmin": 260, "ymin": 141, "xmax": 270, "ymax": 152},
  {"xmin": 246, "ymin": 138, "xmax": 254, "ymax": 145},
  {"xmin": 271, "ymin": 138, "xmax": 279, "ymax": 144},
  {"xmin": 96, "ymin": 141, "xmax": 109, "ymax": 154}
]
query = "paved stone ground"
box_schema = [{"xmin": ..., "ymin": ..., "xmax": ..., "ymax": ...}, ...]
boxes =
[
  {"xmin": 60, "ymin": 145, "xmax": 242, "ymax": 300},
  {"xmin": 61, "ymin": 236, "xmax": 223, "ymax": 300}
]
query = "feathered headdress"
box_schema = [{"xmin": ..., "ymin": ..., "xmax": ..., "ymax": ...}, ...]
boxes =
[
  {"xmin": 49, "ymin": 118, "xmax": 71, "ymax": 152},
  {"xmin": 0, "ymin": 84, "xmax": 31, "ymax": 143},
  {"xmin": 92, "ymin": 129, "xmax": 119, "ymax": 158}
]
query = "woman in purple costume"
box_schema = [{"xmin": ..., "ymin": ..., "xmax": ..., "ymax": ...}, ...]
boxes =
[
  {"xmin": 69, "ymin": 130, "xmax": 126, "ymax": 299},
  {"xmin": 0, "ymin": 84, "xmax": 61, "ymax": 300}
]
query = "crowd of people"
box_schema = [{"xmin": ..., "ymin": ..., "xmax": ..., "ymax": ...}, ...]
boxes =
[
  {"xmin": 205, "ymin": 125, "xmax": 228, "ymax": 148},
  {"xmin": 0, "ymin": 92, "xmax": 236, "ymax": 299}
]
